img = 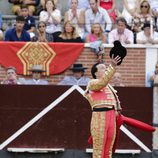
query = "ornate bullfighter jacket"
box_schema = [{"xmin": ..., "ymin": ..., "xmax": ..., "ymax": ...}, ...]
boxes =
[{"xmin": 84, "ymin": 64, "xmax": 122, "ymax": 111}]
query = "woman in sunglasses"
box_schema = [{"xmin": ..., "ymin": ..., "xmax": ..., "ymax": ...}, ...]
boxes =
[
  {"xmin": 32, "ymin": 21, "xmax": 54, "ymax": 42},
  {"xmin": 137, "ymin": 0, "xmax": 152, "ymax": 18},
  {"xmin": 131, "ymin": 0, "xmax": 153, "ymax": 33}
]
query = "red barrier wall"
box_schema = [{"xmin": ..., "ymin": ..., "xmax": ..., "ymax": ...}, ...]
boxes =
[{"xmin": 0, "ymin": 85, "xmax": 153, "ymax": 150}]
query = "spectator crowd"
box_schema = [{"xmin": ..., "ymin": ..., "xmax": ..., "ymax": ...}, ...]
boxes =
[
  {"xmin": 0, "ymin": 0, "xmax": 156, "ymax": 44},
  {"xmin": 0, "ymin": 0, "xmax": 158, "ymax": 86}
]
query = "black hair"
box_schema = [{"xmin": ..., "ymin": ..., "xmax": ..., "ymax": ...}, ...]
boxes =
[
  {"xmin": 91, "ymin": 62, "xmax": 100, "ymax": 79},
  {"xmin": 21, "ymin": 4, "xmax": 28, "ymax": 9},
  {"xmin": 116, "ymin": 17, "xmax": 127, "ymax": 26},
  {"xmin": 16, "ymin": 16, "xmax": 25, "ymax": 22},
  {"xmin": 142, "ymin": 22, "xmax": 151, "ymax": 30}
]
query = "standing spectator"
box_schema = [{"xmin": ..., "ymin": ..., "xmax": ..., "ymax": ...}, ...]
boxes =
[
  {"xmin": 85, "ymin": 0, "xmax": 112, "ymax": 33},
  {"xmin": 64, "ymin": 0, "xmax": 85, "ymax": 39},
  {"xmin": 67, "ymin": 0, "xmax": 89, "ymax": 11},
  {"xmin": 58, "ymin": 63, "xmax": 90, "ymax": 86},
  {"xmin": 20, "ymin": 4, "xmax": 36, "ymax": 38},
  {"xmin": 5, "ymin": 16, "xmax": 31, "ymax": 41},
  {"xmin": 8, "ymin": 0, "xmax": 40, "ymax": 15},
  {"xmin": 99, "ymin": 0, "xmax": 116, "ymax": 23},
  {"xmin": 121, "ymin": 0, "xmax": 140, "ymax": 26},
  {"xmin": 54, "ymin": 21, "xmax": 83, "ymax": 43},
  {"xmin": 25, "ymin": 65, "xmax": 49, "ymax": 85},
  {"xmin": 39, "ymin": 0, "xmax": 61, "ymax": 39},
  {"xmin": 108, "ymin": 17, "xmax": 134, "ymax": 44},
  {"xmin": 1, "ymin": 66, "xmax": 21, "ymax": 85}
]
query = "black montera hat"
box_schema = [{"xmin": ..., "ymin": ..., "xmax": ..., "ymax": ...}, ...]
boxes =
[
  {"xmin": 70, "ymin": 64, "xmax": 87, "ymax": 72},
  {"xmin": 109, "ymin": 40, "xmax": 127, "ymax": 65}
]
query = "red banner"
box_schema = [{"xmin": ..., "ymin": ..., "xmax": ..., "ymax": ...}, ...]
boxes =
[{"xmin": 0, "ymin": 42, "xmax": 84, "ymax": 75}]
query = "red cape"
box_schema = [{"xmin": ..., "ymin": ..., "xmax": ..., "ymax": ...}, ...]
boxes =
[{"xmin": 88, "ymin": 114, "xmax": 155, "ymax": 153}]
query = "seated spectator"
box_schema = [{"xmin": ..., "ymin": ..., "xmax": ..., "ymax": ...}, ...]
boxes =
[
  {"xmin": 36, "ymin": 0, "xmax": 59, "ymax": 15},
  {"xmin": 86, "ymin": 23, "xmax": 106, "ymax": 61},
  {"xmin": 111, "ymin": 72, "xmax": 125, "ymax": 87},
  {"xmin": 67, "ymin": 0, "xmax": 89, "ymax": 11},
  {"xmin": 8, "ymin": 0, "xmax": 40, "ymax": 15},
  {"xmin": 99, "ymin": 0, "xmax": 116, "ymax": 23},
  {"xmin": 39, "ymin": 0, "xmax": 59, "ymax": 10},
  {"xmin": 0, "ymin": 11, "xmax": 2, "ymax": 30},
  {"xmin": 25, "ymin": 65, "xmax": 49, "ymax": 85},
  {"xmin": 39, "ymin": 0, "xmax": 61, "ymax": 39},
  {"xmin": 0, "ymin": 11, "xmax": 3, "ymax": 41},
  {"xmin": 85, "ymin": 0, "xmax": 112, "ymax": 33},
  {"xmin": 137, "ymin": 23, "xmax": 158, "ymax": 44},
  {"xmin": 149, "ymin": 62, "xmax": 158, "ymax": 86},
  {"xmin": 64, "ymin": 0, "xmax": 85, "ymax": 39},
  {"xmin": 20, "ymin": 4, "xmax": 36, "ymax": 39},
  {"xmin": 89, "ymin": 41, "xmax": 105, "ymax": 62},
  {"xmin": 148, "ymin": 0, "xmax": 158, "ymax": 31},
  {"xmin": 1, "ymin": 66, "xmax": 21, "ymax": 85},
  {"xmin": 108, "ymin": 17, "xmax": 134, "ymax": 44},
  {"xmin": 0, "ymin": 30, "xmax": 3, "ymax": 41},
  {"xmin": 32, "ymin": 21, "xmax": 54, "ymax": 42},
  {"xmin": 5, "ymin": 16, "xmax": 31, "ymax": 41},
  {"xmin": 85, "ymin": 23, "xmax": 106, "ymax": 43},
  {"xmin": 131, "ymin": 0, "xmax": 153, "ymax": 33},
  {"xmin": 54, "ymin": 21, "xmax": 83, "ymax": 43},
  {"xmin": 121, "ymin": 0, "xmax": 140, "ymax": 26},
  {"xmin": 58, "ymin": 63, "xmax": 90, "ymax": 86}
]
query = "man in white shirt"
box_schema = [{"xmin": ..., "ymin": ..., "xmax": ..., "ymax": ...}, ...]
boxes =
[
  {"xmin": 108, "ymin": 17, "xmax": 134, "ymax": 44},
  {"xmin": 1, "ymin": 66, "xmax": 21, "ymax": 85},
  {"xmin": 85, "ymin": 0, "xmax": 112, "ymax": 33},
  {"xmin": 137, "ymin": 23, "xmax": 158, "ymax": 44}
]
